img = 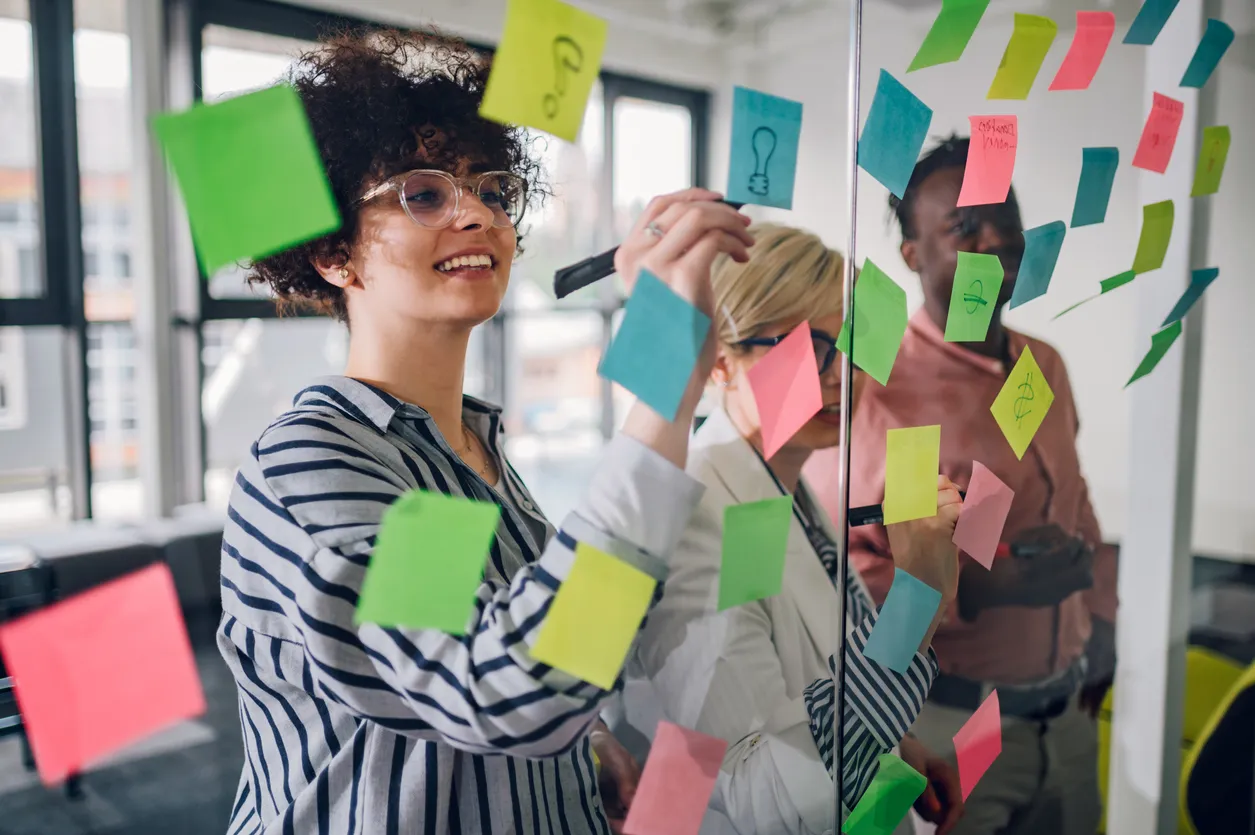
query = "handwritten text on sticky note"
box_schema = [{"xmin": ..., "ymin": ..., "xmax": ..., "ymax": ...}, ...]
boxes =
[
  {"xmin": 1132, "ymin": 93, "xmax": 1185, "ymax": 174},
  {"xmin": 1049, "ymin": 12, "xmax": 1115, "ymax": 91},
  {"xmin": 957, "ymin": 116, "xmax": 1018, "ymax": 207},
  {"xmin": 726, "ymin": 87, "xmax": 804, "ymax": 209},
  {"xmin": 953, "ymin": 462, "xmax": 1014, "ymax": 569},
  {"xmin": 991, "ymin": 346, "xmax": 1054, "ymax": 460},
  {"xmin": 1191, "ymin": 125, "xmax": 1230, "ymax": 196},
  {"xmin": 884, "ymin": 424, "xmax": 941, "ymax": 525},
  {"xmin": 945, "ymin": 252, "xmax": 1004, "ymax": 341}
]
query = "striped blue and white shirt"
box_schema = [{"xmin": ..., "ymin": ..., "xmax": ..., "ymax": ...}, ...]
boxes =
[{"xmin": 218, "ymin": 376, "xmax": 704, "ymax": 835}]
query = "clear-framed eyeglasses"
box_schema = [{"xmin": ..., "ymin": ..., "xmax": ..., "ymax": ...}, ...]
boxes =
[{"xmin": 354, "ymin": 169, "xmax": 527, "ymax": 230}]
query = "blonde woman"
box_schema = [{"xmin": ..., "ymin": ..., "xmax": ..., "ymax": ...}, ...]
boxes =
[{"xmin": 620, "ymin": 225, "xmax": 964, "ymax": 835}]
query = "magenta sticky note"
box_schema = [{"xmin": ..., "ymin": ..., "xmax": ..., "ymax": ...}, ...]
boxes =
[
  {"xmin": 952, "ymin": 462, "xmax": 1015, "ymax": 570},
  {"xmin": 957, "ymin": 116, "xmax": 1018, "ymax": 207},
  {"xmin": 953, "ymin": 690, "xmax": 1002, "ymax": 800},
  {"xmin": 1132, "ymin": 93, "xmax": 1185, "ymax": 174},
  {"xmin": 0, "ymin": 563, "xmax": 206, "ymax": 785},
  {"xmin": 624, "ymin": 721, "xmax": 727, "ymax": 835},
  {"xmin": 1048, "ymin": 12, "xmax": 1115, "ymax": 91},
  {"xmin": 747, "ymin": 321, "xmax": 823, "ymax": 459}
]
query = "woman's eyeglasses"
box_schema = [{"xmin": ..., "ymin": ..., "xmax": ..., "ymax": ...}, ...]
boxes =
[
  {"xmin": 737, "ymin": 329, "xmax": 839, "ymax": 375},
  {"xmin": 355, "ymin": 169, "xmax": 527, "ymax": 230}
]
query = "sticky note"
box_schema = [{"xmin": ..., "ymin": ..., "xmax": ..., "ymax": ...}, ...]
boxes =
[
  {"xmin": 843, "ymin": 753, "xmax": 927, "ymax": 834},
  {"xmin": 746, "ymin": 322, "xmax": 823, "ymax": 459},
  {"xmin": 837, "ymin": 259, "xmax": 909, "ymax": 386},
  {"xmin": 599, "ymin": 269, "xmax": 711, "ymax": 421},
  {"xmin": 1009, "ymin": 221, "xmax": 1066, "ymax": 309},
  {"xmin": 355, "ymin": 491, "xmax": 500, "ymax": 633},
  {"xmin": 726, "ymin": 87, "xmax": 804, "ymax": 210},
  {"xmin": 531, "ymin": 542, "xmax": 656, "ymax": 690},
  {"xmin": 987, "ymin": 14, "xmax": 1058, "ymax": 100},
  {"xmin": 1191, "ymin": 125, "xmax": 1230, "ymax": 196},
  {"xmin": 479, "ymin": 0, "xmax": 607, "ymax": 142},
  {"xmin": 907, "ymin": 0, "xmax": 991, "ymax": 72},
  {"xmin": 1126, "ymin": 321, "xmax": 1183, "ymax": 388},
  {"xmin": 1124, "ymin": 0, "xmax": 1181, "ymax": 46},
  {"xmin": 1132, "ymin": 93, "xmax": 1185, "ymax": 174},
  {"xmin": 1049, "ymin": 12, "xmax": 1116, "ymax": 91},
  {"xmin": 1052, "ymin": 270, "xmax": 1135, "ymax": 319},
  {"xmin": 1162, "ymin": 267, "xmax": 1220, "ymax": 326},
  {"xmin": 1182, "ymin": 19, "xmax": 1234, "ymax": 88},
  {"xmin": 858, "ymin": 71, "xmax": 933, "ymax": 199},
  {"xmin": 884, "ymin": 425, "xmax": 941, "ymax": 525},
  {"xmin": 151, "ymin": 85, "xmax": 340, "ymax": 276},
  {"xmin": 720, "ymin": 497, "xmax": 794, "ymax": 610},
  {"xmin": 953, "ymin": 462, "xmax": 1014, "ymax": 569},
  {"xmin": 623, "ymin": 721, "xmax": 727, "ymax": 835},
  {"xmin": 863, "ymin": 568, "xmax": 943, "ymax": 674},
  {"xmin": 954, "ymin": 690, "xmax": 1002, "ymax": 800},
  {"xmin": 1132, "ymin": 200, "xmax": 1174, "ymax": 274},
  {"xmin": 0, "ymin": 563, "xmax": 206, "ymax": 785},
  {"xmin": 944, "ymin": 253, "xmax": 1004, "ymax": 341},
  {"xmin": 990, "ymin": 346, "xmax": 1054, "ymax": 460},
  {"xmin": 956, "ymin": 116, "xmax": 1018, "ymax": 207},
  {"xmin": 1070, "ymin": 147, "xmax": 1119, "ymax": 228}
]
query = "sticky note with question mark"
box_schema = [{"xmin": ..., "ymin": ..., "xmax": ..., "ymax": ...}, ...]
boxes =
[
  {"xmin": 479, "ymin": 0, "xmax": 607, "ymax": 143},
  {"xmin": 726, "ymin": 87, "xmax": 803, "ymax": 210}
]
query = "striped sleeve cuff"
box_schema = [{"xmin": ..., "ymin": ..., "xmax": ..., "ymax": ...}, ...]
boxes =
[
  {"xmin": 802, "ymin": 676, "xmax": 836, "ymax": 774},
  {"xmin": 839, "ymin": 612, "xmax": 939, "ymax": 750}
]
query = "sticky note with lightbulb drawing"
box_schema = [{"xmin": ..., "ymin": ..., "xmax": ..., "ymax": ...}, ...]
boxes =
[{"xmin": 725, "ymin": 87, "xmax": 803, "ymax": 210}]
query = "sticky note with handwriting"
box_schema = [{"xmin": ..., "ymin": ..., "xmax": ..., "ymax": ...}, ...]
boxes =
[
  {"xmin": 624, "ymin": 722, "xmax": 727, "ymax": 835},
  {"xmin": 1162, "ymin": 267, "xmax": 1219, "ymax": 326},
  {"xmin": 1191, "ymin": 125, "xmax": 1230, "ymax": 196},
  {"xmin": 1049, "ymin": 11, "xmax": 1115, "ymax": 91},
  {"xmin": 726, "ymin": 87, "xmax": 804, "ymax": 210},
  {"xmin": 1126, "ymin": 321, "xmax": 1183, "ymax": 388},
  {"xmin": 1132, "ymin": 200, "xmax": 1174, "ymax": 274},
  {"xmin": 1132, "ymin": 93, "xmax": 1185, "ymax": 174},
  {"xmin": 953, "ymin": 462, "xmax": 1014, "ymax": 569},
  {"xmin": 746, "ymin": 322, "xmax": 823, "ymax": 458},
  {"xmin": 858, "ymin": 71, "xmax": 933, "ymax": 199},
  {"xmin": 957, "ymin": 116, "xmax": 1018, "ymax": 207},
  {"xmin": 945, "ymin": 252, "xmax": 1004, "ymax": 341},
  {"xmin": 843, "ymin": 753, "xmax": 927, "ymax": 834},
  {"xmin": 837, "ymin": 259, "xmax": 909, "ymax": 386},
  {"xmin": 720, "ymin": 496, "xmax": 794, "ymax": 610},
  {"xmin": 907, "ymin": 0, "xmax": 991, "ymax": 72},
  {"xmin": 1009, "ymin": 221, "xmax": 1066, "ymax": 310},
  {"xmin": 1181, "ymin": 19, "xmax": 1234, "ymax": 88},
  {"xmin": 863, "ymin": 568, "xmax": 943, "ymax": 674},
  {"xmin": 1070, "ymin": 147, "xmax": 1119, "ymax": 228},
  {"xmin": 884, "ymin": 425, "xmax": 941, "ymax": 525},
  {"xmin": 954, "ymin": 690, "xmax": 1003, "ymax": 800},
  {"xmin": 990, "ymin": 346, "xmax": 1054, "ymax": 460},
  {"xmin": 987, "ymin": 14, "xmax": 1057, "ymax": 100},
  {"xmin": 1124, "ymin": 0, "xmax": 1181, "ymax": 46}
]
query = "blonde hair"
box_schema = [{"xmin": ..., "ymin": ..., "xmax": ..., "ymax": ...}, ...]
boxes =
[{"xmin": 711, "ymin": 223, "xmax": 846, "ymax": 346}]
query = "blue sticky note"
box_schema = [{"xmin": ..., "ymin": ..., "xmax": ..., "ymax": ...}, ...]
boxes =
[
  {"xmin": 1162, "ymin": 267, "xmax": 1219, "ymax": 326},
  {"xmin": 862, "ymin": 569, "xmax": 942, "ymax": 674},
  {"xmin": 1070, "ymin": 147, "xmax": 1118, "ymax": 228},
  {"xmin": 599, "ymin": 270, "xmax": 711, "ymax": 421},
  {"xmin": 858, "ymin": 70, "xmax": 933, "ymax": 200},
  {"xmin": 1124, "ymin": 0, "xmax": 1180, "ymax": 45},
  {"xmin": 726, "ymin": 87, "xmax": 803, "ymax": 209},
  {"xmin": 1181, "ymin": 19, "xmax": 1234, "ymax": 88},
  {"xmin": 1009, "ymin": 221, "xmax": 1066, "ymax": 309}
]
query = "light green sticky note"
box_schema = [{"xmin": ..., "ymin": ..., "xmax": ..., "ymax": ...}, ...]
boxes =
[
  {"xmin": 719, "ymin": 497, "xmax": 794, "ymax": 611},
  {"xmin": 1100, "ymin": 270, "xmax": 1136, "ymax": 294},
  {"xmin": 1191, "ymin": 126, "xmax": 1230, "ymax": 196},
  {"xmin": 944, "ymin": 252, "xmax": 1004, "ymax": 342},
  {"xmin": 151, "ymin": 84, "xmax": 341, "ymax": 276},
  {"xmin": 990, "ymin": 346, "xmax": 1055, "ymax": 460},
  {"xmin": 987, "ymin": 14, "xmax": 1058, "ymax": 100},
  {"xmin": 843, "ymin": 753, "xmax": 927, "ymax": 834},
  {"xmin": 479, "ymin": 0, "xmax": 608, "ymax": 143},
  {"xmin": 884, "ymin": 425, "xmax": 941, "ymax": 525},
  {"xmin": 837, "ymin": 259, "xmax": 909, "ymax": 386},
  {"xmin": 1132, "ymin": 200, "xmax": 1174, "ymax": 274},
  {"xmin": 908, "ymin": 0, "xmax": 992, "ymax": 72},
  {"xmin": 355, "ymin": 491, "xmax": 500, "ymax": 633},
  {"xmin": 1125, "ymin": 321, "xmax": 1183, "ymax": 387}
]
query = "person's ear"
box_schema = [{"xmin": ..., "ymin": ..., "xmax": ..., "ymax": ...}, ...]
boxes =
[
  {"xmin": 311, "ymin": 249, "xmax": 358, "ymax": 290},
  {"xmin": 711, "ymin": 349, "xmax": 737, "ymax": 390},
  {"xmin": 901, "ymin": 239, "xmax": 920, "ymax": 272}
]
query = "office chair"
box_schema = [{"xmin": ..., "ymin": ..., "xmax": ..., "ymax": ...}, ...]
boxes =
[{"xmin": 1181, "ymin": 659, "xmax": 1255, "ymax": 835}]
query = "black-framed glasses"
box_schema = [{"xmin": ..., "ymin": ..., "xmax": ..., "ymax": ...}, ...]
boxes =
[
  {"xmin": 737, "ymin": 329, "xmax": 839, "ymax": 375},
  {"xmin": 355, "ymin": 169, "xmax": 528, "ymax": 229}
]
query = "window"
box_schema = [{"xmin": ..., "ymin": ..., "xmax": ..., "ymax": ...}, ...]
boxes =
[{"xmin": 0, "ymin": 2, "xmax": 42, "ymax": 299}]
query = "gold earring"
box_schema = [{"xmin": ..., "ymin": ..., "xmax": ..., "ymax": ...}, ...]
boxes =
[{"xmin": 339, "ymin": 267, "xmax": 349, "ymax": 279}]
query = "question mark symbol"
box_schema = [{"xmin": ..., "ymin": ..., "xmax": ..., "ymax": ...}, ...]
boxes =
[{"xmin": 543, "ymin": 35, "xmax": 584, "ymax": 120}]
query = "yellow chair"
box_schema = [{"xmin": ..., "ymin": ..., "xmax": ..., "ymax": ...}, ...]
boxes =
[{"xmin": 1179, "ymin": 658, "xmax": 1255, "ymax": 834}]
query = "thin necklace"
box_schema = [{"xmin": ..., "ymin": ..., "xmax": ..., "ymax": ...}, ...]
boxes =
[{"xmin": 459, "ymin": 423, "xmax": 492, "ymax": 480}]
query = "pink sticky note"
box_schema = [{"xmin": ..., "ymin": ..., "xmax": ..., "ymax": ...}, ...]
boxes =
[
  {"xmin": 953, "ymin": 690, "xmax": 1002, "ymax": 801},
  {"xmin": 957, "ymin": 116, "xmax": 1018, "ymax": 207},
  {"xmin": 624, "ymin": 721, "xmax": 727, "ymax": 835},
  {"xmin": 1132, "ymin": 93, "xmax": 1185, "ymax": 174},
  {"xmin": 952, "ymin": 461, "xmax": 1015, "ymax": 569},
  {"xmin": 1049, "ymin": 12, "xmax": 1116, "ymax": 91},
  {"xmin": 0, "ymin": 563, "xmax": 206, "ymax": 784},
  {"xmin": 746, "ymin": 322, "xmax": 823, "ymax": 459}
]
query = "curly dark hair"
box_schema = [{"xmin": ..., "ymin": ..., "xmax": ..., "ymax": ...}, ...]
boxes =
[{"xmin": 247, "ymin": 28, "xmax": 548, "ymax": 321}]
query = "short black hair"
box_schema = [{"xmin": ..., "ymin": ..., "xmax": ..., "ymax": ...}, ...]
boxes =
[{"xmin": 889, "ymin": 133, "xmax": 970, "ymax": 241}]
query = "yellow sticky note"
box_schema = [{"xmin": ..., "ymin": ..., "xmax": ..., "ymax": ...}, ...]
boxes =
[
  {"xmin": 884, "ymin": 425, "xmax": 941, "ymax": 525},
  {"xmin": 531, "ymin": 543, "xmax": 655, "ymax": 690},
  {"xmin": 990, "ymin": 346, "xmax": 1055, "ymax": 460},
  {"xmin": 479, "ymin": 0, "xmax": 608, "ymax": 143},
  {"xmin": 987, "ymin": 14, "xmax": 1058, "ymax": 100}
]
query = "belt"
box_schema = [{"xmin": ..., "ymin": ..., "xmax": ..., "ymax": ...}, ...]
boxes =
[{"xmin": 929, "ymin": 663, "xmax": 1084, "ymax": 721}]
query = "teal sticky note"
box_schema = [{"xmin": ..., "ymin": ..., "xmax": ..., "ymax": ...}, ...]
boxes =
[
  {"xmin": 599, "ymin": 270, "xmax": 711, "ymax": 421},
  {"xmin": 944, "ymin": 253, "xmax": 1004, "ymax": 342},
  {"xmin": 1162, "ymin": 267, "xmax": 1219, "ymax": 326},
  {"xmin": 1126, "ymin": 321, "xmax": 1183, "ymax": 388},
  {"xmin": 862, "ymin": 568, "xmax": 942, "ymax": 674},
  {"xmin": 858, "ymin": 71, "xmax": 933, "ymax": 199},
  {"xmin": 1070, "ymin": 147, "xmax": 1118, "ymax": 228},
  {"xmin": 719, "ymin": 497, "xmax": 794, "ymax": 610},
  {"xmin": 843, "ymin": 753, "xmax": 927, "ymax": 834},
  {"xmin": 1010, "ymin": 221, "xmax": 1066, "ymax": 309},
  {"xmin": 726, "ymin": 87, "xmax": 803, "ymax": 209},
  {"xmin": 1124, "ymin": 0, "xmax": 1180, "ymax": 46},
  {"xmin": 1181, "ymin": 19, "xmax": 1234, "ymax": 88}
]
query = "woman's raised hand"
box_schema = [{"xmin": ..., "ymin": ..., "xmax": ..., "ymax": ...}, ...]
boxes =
[{"xmin": 886, "ymin": 475, "xmax": 964, "ymax": 603}]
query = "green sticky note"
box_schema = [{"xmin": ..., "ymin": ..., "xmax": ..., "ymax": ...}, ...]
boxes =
[
  {"xmin": 987, "ymin": 14, "xmax": 1058, "ymax": 100},
  {"xmin": 719, "ymin": 497, "xmax": 794, "ymax": 611},
  {"xmin": 1191, "ymin": 126, "xmax": 1231, "ymax": 197},
  {"xmin": 907, "ymin": 0, "xmax": 992, "ymax": 72},
  {"xmin": 479, "ymin": 0, "xmax": 607, "ymax": 143},
  {"xmin": 990, "ymin": 346, "xmax": 1054, "ymax": 460},
  {"xmin": 944, "ymin": 252, "xmax": 1004, "ymax": 342},
  {"xmin": 1126, "ymin": 321, "xmax": 1183, "ymax": 388},
  {"xmin": 151, "ymin": 85, "xmax": 341, "ymax": 276},
  {"xmin": 1132, "ymin": 200, "xmax": 1174, "ymax": 275},
  {"xmin": 1100, "ymin": 270, "xmax": 1136, "ymax": 294},
  {"xmin": 883, "ymin": 425, "xmax": 941, "ymax": 526},
  {"xmin": 843, "ymin": 753, "xmax": 927, "ymax": 834},
  {"xmin": 355, "ymin": 491, "xmax": 500, "ymax": 633},
  {"xmin": 837, "ymin": 259, "xmax": 908, "ymax": 386}
]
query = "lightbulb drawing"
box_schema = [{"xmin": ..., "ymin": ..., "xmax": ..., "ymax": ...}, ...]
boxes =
[{"xmin": 748, "ymin": 126, "xmax": 777, "ymax": 197}]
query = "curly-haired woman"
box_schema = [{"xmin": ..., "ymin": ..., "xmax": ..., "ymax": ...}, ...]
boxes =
[{"xmin": 217, "ymin": 28, "xmax": 753, "ymax": 834}]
